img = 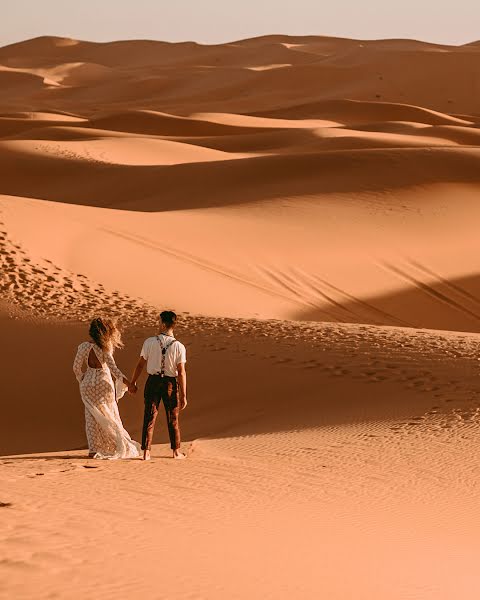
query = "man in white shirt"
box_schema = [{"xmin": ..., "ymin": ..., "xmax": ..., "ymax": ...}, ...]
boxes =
[{"xmin": 130, "ymin": 310, "xmax": 187, "ymax": 461}]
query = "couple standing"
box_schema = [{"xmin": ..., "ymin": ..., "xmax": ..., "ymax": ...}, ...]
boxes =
[{"xmin": 73, "ymin": 311, "xmax": 187, "ymax": 461}]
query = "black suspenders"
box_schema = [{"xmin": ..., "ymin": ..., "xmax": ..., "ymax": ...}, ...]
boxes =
[{"xmin": 156, "ymin": 335, "xmax": 175, "ymax": 377}]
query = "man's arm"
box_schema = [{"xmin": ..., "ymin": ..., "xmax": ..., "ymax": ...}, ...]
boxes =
[
  {"xmin": 177, "ymin": 362, "xmax": 187, "ymax": 410},
  {"xmin": 130, "ymin": 357, "xmax": 147, "ymax": 393}
]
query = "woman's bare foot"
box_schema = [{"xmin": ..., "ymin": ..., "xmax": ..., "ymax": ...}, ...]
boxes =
[
  {"xmin": 173, "ymin": 450, "xmax": 186, "ymax": 460},
  {"xmin": 88, "ymin": 452, "xmax": 96, "ymax": 459},
  {"xmin": 143, "ymin": 450, "xmax": 151, "ymax": 461}
]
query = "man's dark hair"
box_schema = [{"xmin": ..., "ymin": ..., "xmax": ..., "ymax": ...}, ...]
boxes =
[{"xmin": 160, "ymin": 310, "xmax": 177, "ymax": 328}]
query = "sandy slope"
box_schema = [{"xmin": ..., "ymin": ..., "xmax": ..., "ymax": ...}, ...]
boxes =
[
  {"xmin": 1, "ymin": 33, "xmax": 480, "ymax": 599},
  {"xmin": 2, "ymin": 311, "xmax": 480, "ymax": 599},
  {"xmin": 3, "ymin": 185, "xmax": 480, "ymax": 329}
]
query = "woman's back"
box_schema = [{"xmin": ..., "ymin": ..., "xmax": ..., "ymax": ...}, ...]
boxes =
[
  {"xmin": 72, "ymin": 322, "xmax": 140, "ymax": 460},
  {"xmin": 87, "ymin": 343, "xmax": 104, "ymax": 369}
]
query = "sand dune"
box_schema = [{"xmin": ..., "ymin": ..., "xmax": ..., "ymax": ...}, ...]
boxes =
[
  {"xmin": 2, "ymin": 142, "xmax": 480, "ymax": 209},
  {"xmin": 45, "ymin": 62, "xmax": 126, "ymax": 86},
  {"xmin": 2, "ymin": 182, "xmax": 480, "ymax": 331},
  {"xmin": 1, "ymin": 87, "xmax": 480, "ymax": 329},
  {"xmin": 2, "ymin": 307, "xmax": 480, "ymax": 599},
  {"xmin": 0, "ymin": 111, "xmax": 83, "ymax": 120},
  {"xmin": 88, "ymin": 109, "xmax": 280, "ymax": 136},
  {"xmin": 1, "ymin": 35, "xmax": 480, "ymax": 114},
  {"xmin": 2, "ymin": 33, "xmax": 480, "ymax": 600},
  {"xmin": 254, "ymin": 98, "xmax": 473, "ymax": 125},
  {"xmin": 0, "ymin": 67, "xmax": 51, "ymax": 93},
  {"xmin": 0, "ymin": 113, "xmax": 86, "ymax": 138},
  {"xmin": 0, "ymin": 138, "xmax": 253, "ymax": 166}
]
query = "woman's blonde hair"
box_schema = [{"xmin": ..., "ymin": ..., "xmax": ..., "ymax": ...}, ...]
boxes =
[{"xmin": 89, "ymin": 317, "xmax": 123, "ymax": 353}]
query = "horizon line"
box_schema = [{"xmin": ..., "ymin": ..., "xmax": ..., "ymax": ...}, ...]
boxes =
[{"xmin": 1, "ymin": 32, "xmax": 479, "ymax": 52}]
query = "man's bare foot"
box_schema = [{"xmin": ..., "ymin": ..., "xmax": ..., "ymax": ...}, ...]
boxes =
[
  {"xmin": 143, "ymin": 450, "xmax": 151, "ymax": 461},
  {"xmin": 173, "ymin": 450, "xmax": 186, "ymax": 460}
]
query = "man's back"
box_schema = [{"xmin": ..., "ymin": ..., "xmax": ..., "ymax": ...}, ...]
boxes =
[
  {"xmin": 131, "ymin": 310, "xmax": 187, "ymax": 460},
  {"xmin": 141, "ymin": 334, "xmax": 187, "ymax": 378}
]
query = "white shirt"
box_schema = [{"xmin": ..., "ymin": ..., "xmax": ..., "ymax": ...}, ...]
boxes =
[{"xmin": 140, "ymin": 334, "xmax": 187, "ymax": 377}]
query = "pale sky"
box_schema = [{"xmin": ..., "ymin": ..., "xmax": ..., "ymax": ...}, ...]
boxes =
[{"xmin": 2, "ymin": 0, "xmax": 479, "ymax": 47}]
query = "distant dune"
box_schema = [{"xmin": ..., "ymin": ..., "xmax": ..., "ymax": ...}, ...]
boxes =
[{"xmin": 1, "ymin": 35, "xmax": 480, "ymax": 114}]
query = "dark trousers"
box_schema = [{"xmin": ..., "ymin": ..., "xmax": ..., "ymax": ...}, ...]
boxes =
[{"xmin": 142, "ymin": 375, "xmax": 181, "ymax": 451}]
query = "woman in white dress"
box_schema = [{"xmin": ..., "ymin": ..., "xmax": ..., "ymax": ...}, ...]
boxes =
[{"xmin": 73, "ymin": 317, "xmax": 141, "ymax": 460}]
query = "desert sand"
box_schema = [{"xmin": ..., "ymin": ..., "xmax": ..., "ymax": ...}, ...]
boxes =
[{"xmin": 1, "ymin": 35, "xmax": 480, "ymax": 599}]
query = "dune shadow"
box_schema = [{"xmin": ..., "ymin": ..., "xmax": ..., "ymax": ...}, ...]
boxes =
[
  {"xmin": 297, "ymin": 269, "xmax": 480, "ymax": 333},
  {"xmin": 1, "ymin": 146, "xmax": 480, "ymax": 212}
]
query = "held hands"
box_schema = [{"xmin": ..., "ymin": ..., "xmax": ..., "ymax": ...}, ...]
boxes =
[{"xmin": 128, "ymin": 382, "xmax": 138, "ymax": 395}]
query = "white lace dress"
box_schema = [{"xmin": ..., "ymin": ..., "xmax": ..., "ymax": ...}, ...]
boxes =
[{"xmin": 73, "ymin": 342, "xmax": 141, "ymax": 460}]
